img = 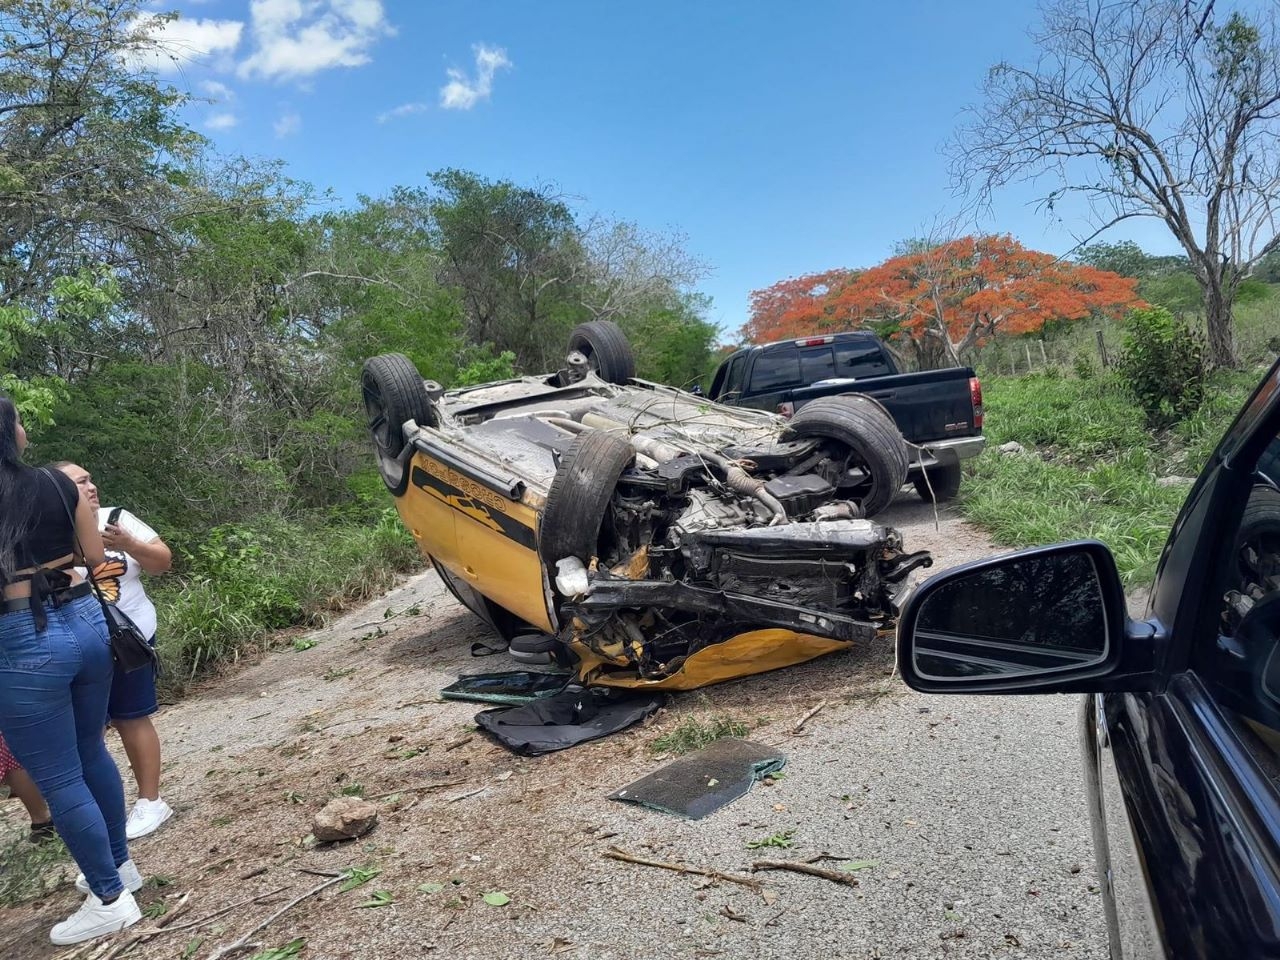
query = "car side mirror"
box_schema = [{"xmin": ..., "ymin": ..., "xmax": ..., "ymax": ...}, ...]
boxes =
[{"xmin": 897, "ymin": 541, "xmax": 1132, "ymax": 694}]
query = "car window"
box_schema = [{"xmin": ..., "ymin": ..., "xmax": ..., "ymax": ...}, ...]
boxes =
[
  {"xmin": 1197, "ymin": 426, "xmax": 1280, "ymax": 749},
  {"xmin": 835, "ymin": 341, "xmax": 893, "ymax": 378},
  {"xmin": 799, "ymin": 346, "xmax": 835, "ymax": 383},
  {"xmin": 721, "ymin": 354, "xmax": 746, "ymax": 399},
  {"xmin": 750, "ymin": 348, "xmax": 801, "ymax": 392}
]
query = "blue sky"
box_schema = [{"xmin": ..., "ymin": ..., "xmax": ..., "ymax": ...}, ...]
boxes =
[{"xmin": 147, "ymin": 0, "xmax": 1183, "ymax": 336}]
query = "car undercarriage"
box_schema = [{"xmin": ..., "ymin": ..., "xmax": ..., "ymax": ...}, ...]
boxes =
[{"xmin": 364, "ymin": 321, "xmax": 933, "ymax": 689}]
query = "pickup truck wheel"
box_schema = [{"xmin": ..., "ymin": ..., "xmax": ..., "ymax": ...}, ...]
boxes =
[
  {"xmin": 567, "ymin": 321, "xmax": 636, "ymax": 384},
  {"xmin": 913, "ymin": 461, "xmax": 963, "ymax": 502},
  {"xmin": 784, "ymin": 395, "xmax": 909, "ymax": 518},
  {"xmin": 361, "ymin": 353, "xmax": 437, "ymax": 495},
  {"xmin": 539, "ymin": 429, "xmax": 636, "ymax": 567}
]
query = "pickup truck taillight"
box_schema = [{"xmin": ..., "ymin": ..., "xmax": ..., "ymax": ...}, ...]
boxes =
[
  {"xmin": 776, "ymin": 401, "xmax": 795, "ymax": 418},
  {"xmin": 969, "ymin": 376, "xmax": 984, "ymax": 430}
]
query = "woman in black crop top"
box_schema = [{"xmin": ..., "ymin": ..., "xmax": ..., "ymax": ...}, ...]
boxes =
[{"xmin": 0, "ymin": 396, "xmax": 146, "ymax": 944}]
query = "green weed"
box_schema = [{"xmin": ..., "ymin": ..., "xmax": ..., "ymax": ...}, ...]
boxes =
[
  {"xmin": 959, "ymin": 370, "xmax": 1257, "ymax": 584},
  {"xmin": 0, "ymin": 829, "xmax": 70, "ymax": 907},
  {"xmin": 651, "ymin": 715, "xmax": 749, "ymax": 755}
]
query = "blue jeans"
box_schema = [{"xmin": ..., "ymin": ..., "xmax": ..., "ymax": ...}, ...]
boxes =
[{"xmin": 0, "ymin": 593, "xmax": 128, "ymax": 898}]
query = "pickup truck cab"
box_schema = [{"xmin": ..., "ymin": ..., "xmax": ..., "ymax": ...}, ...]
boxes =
[{"xmin": 709, "ymin": 331, "xmax": 985, "ymax": 501}]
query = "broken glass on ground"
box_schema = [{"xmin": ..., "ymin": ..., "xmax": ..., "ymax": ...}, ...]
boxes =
[
  {"xmin": 440, "ymin": 670, "xmax": 571, "ymax": 706},
  {"xmin": 609, "ymin": 738, "xmax": 786, "ymax": 819}
]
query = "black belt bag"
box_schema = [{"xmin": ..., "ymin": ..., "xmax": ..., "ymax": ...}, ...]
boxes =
[{"xmin": 41, "ymin": 469, "xmax": 157, "ymax": 674}]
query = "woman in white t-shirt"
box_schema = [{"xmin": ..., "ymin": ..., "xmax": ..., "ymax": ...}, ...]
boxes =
[{"xmin": 57, "ymin": 463, "xmax": 174, "ymax": 840}]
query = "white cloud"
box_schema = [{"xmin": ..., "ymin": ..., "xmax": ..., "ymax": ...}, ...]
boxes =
[
  {"xmin": 129, "ymin": 15, "xmax": 244, "ymax": 74},
  {"xmin": 206, "ymin": 112, "xmax": 239, "ymax": 130},
  {"xmin": 376, "ymin": 101, "xmax": 428, "ymax": 123},
  {"xmin": 199, "ymin": 80, "xmax": 235, "ymax": 102},
  {"xmin": 274, "ymin": 111, "xmax": 302, "ymax": 138},
  {"xmin": 238, "ymin": 0, "xmax": 394, "ymax": 82},
  {"xmin": 439, "ymin": 44, "xmax": 512, "ymax": 110}
]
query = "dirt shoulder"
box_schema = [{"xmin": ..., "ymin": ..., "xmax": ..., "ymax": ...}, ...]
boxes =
[{"xmin": 1, "ymin": 497, "xmax": 1105, "ymax": 960}]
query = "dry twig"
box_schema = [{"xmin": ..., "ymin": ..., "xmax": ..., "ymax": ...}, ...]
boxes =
[
  {"xmin": 443, "ymin": 735, "xmax": 473, "ymax": 751},
  {"xmin": 206, "ymin": 874, "xmax": 347, "ymax": 960},
  {"xmin": 603, "ymin": 846, "xmax": 763, "ymax": 891},
  {"xmin": 751, "ymin": 859, "xmax": 859, "ymax": 887},
  {"xmin": 156, "ymin": 886, "xmax": 290, "ymax": 935},
  {"xmin": 367, "ymin": 778, "xmax": 466, "ymax": 801},
  {"xmin": 791, "ymin": 700, "xmax": 828, "ymax": 734}
]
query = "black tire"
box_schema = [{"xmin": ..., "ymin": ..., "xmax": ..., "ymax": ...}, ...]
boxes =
[
  {"xmin": 913, "ymin": 461, "xmax": 963, "ymax": 503},
  {"xmin": 1237, "ymin": 485, "xmax": 1280, "ymax": 594},
  {"xmin": 539, "ymin": 429, "xmax": 635, "ymax": 566},
  {"xmin": 567, "ymin": 321, "xmax": 636, "ymax": 384},
  {"xmin": 361, "ymin": 353, "xmax": 436, "ymax": 495},
  {"xmin": 784, "ymin": 395, "xmax": 909, "ymax": 518}
]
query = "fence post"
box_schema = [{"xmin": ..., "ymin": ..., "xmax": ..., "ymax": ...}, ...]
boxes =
[
  {"xmin": 1038, "ymin": 340, "xmax": 1048, "ymax": 366},
  {"xmin": 1095, "ymin": 330, "xmax": 1110, "ymax": 368},
  {"xmin": 1025, "ymin": 343, "xmax": 1034, "ymax": 370}
]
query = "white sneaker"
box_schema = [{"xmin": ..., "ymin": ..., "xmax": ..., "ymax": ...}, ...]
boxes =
[
  {"xmin": 126, "ymin": 798, "xmax": 173, "ymax": 839},
  {"xmin": 50, "ymin": 889, "xmax": 141, "ymax": 945},
  {"xmin": 74, "ymin": 858, "xmax": 144, "ymax": 894}
]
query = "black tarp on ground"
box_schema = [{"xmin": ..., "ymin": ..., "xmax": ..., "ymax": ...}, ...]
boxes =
[
  {"xmin": 440, "ymin": 671, "xmax": 571, "ymax": 706},
  {"xmin": 474, "ymin": 686, "xmax": 665, "ymax": 756},
  {"xmin": 608, "ymin": 737, "xmax": 786, "ymax": 819}
]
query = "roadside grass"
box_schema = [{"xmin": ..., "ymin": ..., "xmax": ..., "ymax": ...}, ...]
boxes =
[
  {"xmin": 960, "ymin": 368, "xmax": 1260, "ymax": 585},
  {"xmin": 651, "ymin": 714, "xmax": 749, "ymax": 755},
  {"xmin": 152, "ymin": 507, "xmax": 422, "ymax": 698},
  {"xmin": 0, "ymin": 830, "xmax": 70, "ymax": 908}
]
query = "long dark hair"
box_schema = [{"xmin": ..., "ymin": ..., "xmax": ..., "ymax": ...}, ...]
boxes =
[{"xmin": 0, "ymin": 395, "xmax": 32, "ymax": 583}]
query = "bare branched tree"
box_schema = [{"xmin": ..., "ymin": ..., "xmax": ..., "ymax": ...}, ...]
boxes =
[{"xmin": 953, "ymin": 0, "xmax": 1280, "ymax": 367}]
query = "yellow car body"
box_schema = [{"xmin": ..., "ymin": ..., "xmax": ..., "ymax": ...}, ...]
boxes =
[{"xmin": 365, "ymin": 335, "xmax": 930, "ymax": 690}]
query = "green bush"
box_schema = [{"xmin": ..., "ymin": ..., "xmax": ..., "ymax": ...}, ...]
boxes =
[
  {"xmin": 1116, "ymin": 306, "xmax": 1207, "ymax": 426},
  {"xmin": 959, "ymin": 371, "xmax": 1256, "ymax": 584},
  {"xmin": 152, "ymin": 508, "xmax": 421, "ymax": 694}
]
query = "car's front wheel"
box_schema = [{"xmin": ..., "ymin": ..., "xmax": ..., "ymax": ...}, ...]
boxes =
[
  {"xmin": 361, "ymin": 353, "xmax": 436, "ymax": 495},
  {"xmin": 784, "ymin": 395, "xmax": 909, "ymax": 518},
  {"xmin": 539, "ymin": 429, "xmax": 636, "ymax": 567}
]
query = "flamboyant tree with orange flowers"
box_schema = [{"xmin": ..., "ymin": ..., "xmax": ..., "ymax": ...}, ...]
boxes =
[
  {"xmin": 743, "ymin": 236, "xmax": 1142, "ymax": 368},
  {"xmin": 741, "ymin": 268, "xmax": 861, "ymax": 344}
]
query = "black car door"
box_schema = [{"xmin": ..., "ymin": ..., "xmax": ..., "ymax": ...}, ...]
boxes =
[{"xmin": 1092, "ymin": 376, "xmax": 1280, "ymax": 958}]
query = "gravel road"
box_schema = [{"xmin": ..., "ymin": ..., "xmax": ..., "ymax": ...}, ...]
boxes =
[{"xmin": 0, "ymin": 495, "xmax": 1106, "ymax": 959}]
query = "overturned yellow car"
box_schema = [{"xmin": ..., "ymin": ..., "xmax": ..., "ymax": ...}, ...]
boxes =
[{"xmin": 362, "ymin": 322, "xmax": 931, "ymax": 690}]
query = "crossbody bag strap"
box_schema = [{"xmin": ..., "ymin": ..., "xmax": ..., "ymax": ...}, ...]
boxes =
[{"xmin": 40, "ymin": 467, "xmax": 108, "ymax": 606}]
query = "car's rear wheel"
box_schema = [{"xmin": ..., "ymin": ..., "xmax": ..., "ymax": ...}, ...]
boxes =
[
  {"xmin": 361, "ymin": 353, "xmax": 436, "ymax": 495},
  {"xmin": 784, "ymin": 395, "xmax": 909, "ymax": 518},
  {"xmin": 539, "ymin": 429, "xmax": 636, "ymax": 567},
  {"xmin": 567, "ymin": 321, "xmax": 636, "ymax": 384},
  {"xmin": 913, "ymin": 461, "xmax": 963, "ymax": 503}
]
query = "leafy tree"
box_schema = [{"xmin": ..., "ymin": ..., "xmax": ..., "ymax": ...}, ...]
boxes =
[
  {"xmin": 746, "ymin": 237, "xmax": 1140, "ymax": 368},
  {"xmin": 741, "ymin": 268, "xmax": 862, "ymax": 343},
  {"xmin": 954, "ymin": 0, "xmax": 1280, "ymax": 368},
  {"xmin": 427, "ymin": 169, "xmax": 587, "ymax": 370},
  {"xmin": 622, "ymin": 294, "xmax": 719, "ymax": 389},
  {"xmin": 0, "ymin": 0, "xmax": 200, "ymax": 307}
]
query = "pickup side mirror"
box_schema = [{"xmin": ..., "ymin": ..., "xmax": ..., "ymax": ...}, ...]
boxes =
[{"xmin": 897, "ymin": 541, "xmax": 1140, "ymax": 694}]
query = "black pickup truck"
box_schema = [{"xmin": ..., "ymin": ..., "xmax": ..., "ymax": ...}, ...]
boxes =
[{"xmin": 708, "ymin": 331, "xmax": 985, "ymax": 501}]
